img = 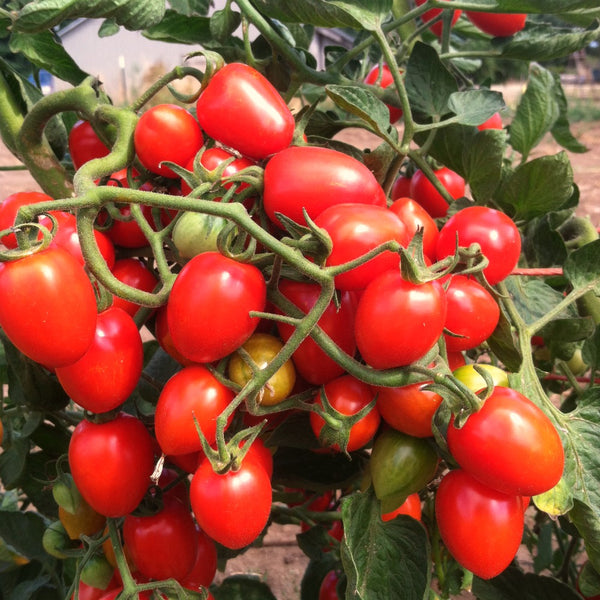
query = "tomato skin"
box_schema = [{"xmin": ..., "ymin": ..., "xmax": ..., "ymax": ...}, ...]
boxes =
[
  {"xmin": 466, "ymin": 12, "xmax": 527, "ymax": 37},
  {"xmin": 59, "ymin": 498, "xmax": 106, "ymax": 540},
  {"xmin": 452, "ymin": 363, "xmax": 509, "ymax": 392},
  {"xmin": 263, "ymin": 145, "xmax": 387, "ymax": 228},
  {"xmin": 110, "ymin": 258, "xmax": 158, "ymax": 317},
  {"xmin": 381, "ymin": 492, "xmax": 422, "ymax": 522},
  {"xmin": 0, "ymin": 246, "xmax": 97, "ymax": 368},
  {"xmin": 389, "ymin": 196, "xmax": 439, "ymax": 260},
  {"xmin": 55, "ymin": 307, "xmax": 143, "ymax": 413},
  {"xmin": 364, "ymin": 64, "xmax": 403, "ymax": 123},
  {"xmin": 409, "ymin": 167, "xmax": 465, "ymax": 219},
  {"xmin": 477, "ymin": 111, "xmax": 503, "ymax": 130},
  {"xmin": 0, "ymin": 191, "xmax": 54, "ymax": 249},
  {"xmin": 197, "ymin": 63, "xmax": 294, "ymax": 160},
  {"xmin": 447, "ymin": 386, "xmax": 565, "ymax": 496},
  {"xmin": 168, "ymin": 252, "xmax": 266, "ymax": 364},
  {"xmin": 415, "ymin": 0, "xmax": 462, "ymax": 37},
  {"xmin": 319, "ymin": 570, "xmax": 341, "ymax": 600},
  {"xmin": 134, "ymin": 104, "xmax": 203, "ymax": 178},
  {"xmin": 68, "ymin": 120, "xmax": 110, "ymax": 171},
  {"xmin": 435, "ymin": 468, "xmax": 524, "ymax": 580},
  {"xmin": 310, "ymin": 375, "xmax": 381, "ymax": 452},
  {"xmin": 275, "ymin": 279, "xmax": 358, "ymax": 385},
  {"xmin": 443, "ymin": 275, "xmax": 500, "ymax": 351},
  {"xmin": 190, "ymin": 457, "xmax": 272, "ymax": 550},
  {"xmin": 155, "ymin": 365, "xmax": 234, "ymax": 456},
  {"xmin": 391, "ymin": 175, "xmax": 412, "ymax": 201},
  {"xmin": 436, "ymin": 206, "xmax": 521, "ymax": 285},
  {"xmin": 153, "ymin": 305, "xmax": 195, "ymax": 367},
  {"xmin": 180, "ymin": 526, "xmax": 218, "ymax": 590},
  {"xmin": 68, "ymin": 413, "xmax": 155, "ymax": 517},
  {"xmin": 314, "ymin": 203, "xmax": 410, "ymax": 291},
  {"xmin": 355, "ymin": 272, "xmax": 446, "ymax": 369}
]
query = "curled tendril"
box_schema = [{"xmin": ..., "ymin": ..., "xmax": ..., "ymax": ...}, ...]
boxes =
[{"xmin": 0, "ymin": 221, "xmax": 55, "ymax": 262}]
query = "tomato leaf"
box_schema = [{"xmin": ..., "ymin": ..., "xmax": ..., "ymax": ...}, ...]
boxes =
[
  {"xmin": 447, "ymin": 89, "xmax": 505, "ymax": 127},
  {"xmin": 563, "ymin": 238, "xmax": 600, "ymax": 295},
  {"xmin": 250, "ymin": 0, "xmax": 367, "ymax": 28},
  {"xmin": 143, "ymin": 10, "xmax": 213, "ymax": 44},
  {"xmin": 0, "ymin": 510, "xmax": 50, "ymax": 563},
  {"xmin": 464, "ymin": 129, "xmax": 507, "ymax": 201},
  {"xmin": 522, "ymin": 215, "xmax": 569, "ymax": 268},
  {"xmin": 487, "ymin": 307, "xmax": 522, "ymax": 373},
  {"xmin": 212, "ymin": 574, "xmax": 277, "ymax": 600},
  {"xmin": 325, "ymin": 0, "xmax": 393, "ymax": 31},
  {"xmin": 210, "ymin": 7, "xmax": 242, "ymax": 43},
  {"xmin": 341, "ymin": 490, "xmax": 430, "ymax": 600}
]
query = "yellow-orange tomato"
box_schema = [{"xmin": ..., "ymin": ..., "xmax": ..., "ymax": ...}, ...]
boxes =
[{"xmin": 59, "ymin": 498, "xmax": 106, "ymax": 541}]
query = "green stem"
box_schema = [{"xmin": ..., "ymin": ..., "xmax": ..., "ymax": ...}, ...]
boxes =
[{"xmin": 0, "ymin": 71, "xmax": 26, "ymax": 158}]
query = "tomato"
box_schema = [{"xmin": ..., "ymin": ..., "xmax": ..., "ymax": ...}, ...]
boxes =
[
  {"xmin": 172, "ymin": 211, "xmax": 231, "ymax": 260},
  {"xmin": 167, "ymin": 251, "xmax": 266, "ymax": 364},
  {"xmin": 275, "ymin": 279, "xmax": 358, "ymax": 384},
  {"xmin": 452, "ymin": 363, "xmax": 509, "ymax": 392},
  {"xmin": 477, "ymin": 111, "xmax": 503, "ymax": 130},
  {"xmin": 466, "ymin": 11, "xmax": 527, "ymax": 37},
  {"xmin": 110, "ymin": 258, "xmax": 159, "ymax": 317},
  {"xmin": 0, "ymin": 191, "xmax": 54, "ymax": 249},
  {"xmin": 435, "ymin": 206, "xmax": 522, "ymax": 285},
  {"xmin": 447, "ymin": 350, "xmax": 466, "ymax": 371},
  {"xmin": 314, "ymin": 203, "xmax": 410, "ymax": 291},
  {"xmin": 354, "ymin": 271, "xmax": 446, "ymax": 369},
  {"xmin": 228, "ymin": 333, "xmax": 296, "ymax": 406},
  {"xmin": 364, "ymin": 64, "xmax": 403, "ymax": 123},
  {"xmin": 319, "ymin": 570, "xmax": 341, "ymax": 600},
  {"xmin": 391, "ymin": 174, "xmax": 412, "ymax": 201},
  {"xmin": 310, "ymin": 375, "xmax": 381, "ymax": 453},
  {"xmin": 123, "ymin": 495, "xmax": 198, "ymax": 582},
  {"xmin": 263, "ymin": 145, "xmax": 387, "ymax": 228},
  {"xmin": 415, "ymin": 0, "xmax": 462, "ymax": 37},
  {"xmin": 389, "ymin": 196, "xmax": 439, "ymax": 260},
  {"xmin": 435, "ymin": 468, "xmax": 524, "ymax": 579},
  {"xmin": 376, "ymin": 382, "xmax": 442, "ymax": 438},
  {"xmin": 240, "ymin": 437, "xmax": 274, "ymax": 479},
  {"xmin": 68, "ymin": 120, "xmax": 110, "ymax": 171},
  {"xmin": 68, "ymin": 413, "xmax": 155, "ymax": 517},
  {"xmin": 73, "ymin": 579, "xmax": 118, "ymax": 600},
  {"xmin": 370, "ymin": 428, "xmax": 439, "ymax": 513},
  {"xmin": 409, "ymin": 167, "xmax": 465, "ymax": 219},
  {"xmin": 196, "ymin": 62, "xmax": 294, "ymax": 160},
  {"xmin": 134, "ymin": 104, "xmax": 203, "ymax": 178},
  {"xmin": 190, "ymin": 456, "xmax": 272, "ymax": 549},
  {"xmin": 0, "ymin": 246, "xmax": 97, "ymax": 368},
  {"xmin": 180, "ymin": 526, "xmax": 218, "ymax": 591},
  {"xmin": 153, "ymin": 305, "xmax": 195, "ymax": 366},
  {"xmin": 59, "ymin": 496, "xmax": 106, "ymax": 540},
  {"xmin": 98, "ymin": 589, "xmax": 155, "ymax": 600},
  {"xmin": 446, "ymin": 386, "xmax": 565, "ymax": 496},
  {"xmin": 442, "ymin": 275, "xmax": 500, "ymax": 351},
  {"xmin": 381, "ymin": 492, "xmax": 422, "ymax": 522},
  {"xmin": 154, "ymin": 365, "xmax": 234, "ymax": 456}
]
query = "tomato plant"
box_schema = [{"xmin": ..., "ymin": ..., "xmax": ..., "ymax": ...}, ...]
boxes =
[
  {"xmin": 409, "ymin": 166, "xmax": 465, "ymax": 218},
  {"xmin": 466, "ymin": 11, "xmax": 527, "ymax": 37},
  {"xmin": 0, "ymin": 190, "xmax": 54, "ymax": 248}
]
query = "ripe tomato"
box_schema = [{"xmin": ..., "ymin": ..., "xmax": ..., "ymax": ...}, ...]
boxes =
[
  {"xmin": 381, "ymin": 492, "xmax": 422, "ymax": 522},
  {"xmin": 435, "ymin": 206, "xmax": 521, "ymax": 285},
  {"xmin": 153, "ymin": 305, "xmax": 195, "ymax": 366},
  {"xmin": 477, "ymin": 111, "xmax": 503, "ymax": 130},
  {"xmin": 415, "ymin": 0, "xmax": 462, "ymax": 37},
  {"xmin": 376, "ymin": 382, "xmax": 442, "ymax": 438},
  {"xmin": 240, "ymin": 437, "xmax": 274, "ymax": 479},
  {"xmin": 435, "ymin": 468, "xmax": 524, "ymax": 579},
  {"xmin": 364, "ymin": 64, "xmax": 402, "ymax": 123},
  {"xmin": 68, "ymin": 413, "xmax": 155, "ymax": 517},
  {"xmin": 310, "ymin": 375, "xmax": 381, "ymax": 452},
  {"xmin": 263, "ymin": 145, "xmax": 387, "ymax": 228},
  {"xmin": 68, "ymin": 120, "xmax": 110, "ymax": 171},
  {"xmin": 196, "ymin": 62, "xmax": 294, "ymax": 160},
  {"xmin": 446, "ymin": 386, "xmax": 565, "ymax": 496},
  {"xmin": 409, "ymin": 167, "xmax": 465, "ymax": 219},
  {"xmin": 110, "ymin": 258, "xmax": 159, "ymax": 317},
  {"xmin": 55, "ymin": 307, "xmax": 143, "ymax": 413},
  {"xmin": 319, "ymin": 570, "xmax": 341, "ymax": 600},
  {"xmin": 167, "ymin": 251, "xmax": 266, "ymax": 364},
  {"xmin": 442, "ymin": 275, "xmax": 500, "ymax": 351},
  {"xmin": 314, "ymin": 203, "xmax": 409, "ymax": 291},
  {"xmin": 123, "ymin": 495, "xmax": 198, "ymax": 582},
  {"xmin": 354, "ymin": 271, "xmax": 446, "ymax": 369},
  {"xmin": 466, "ymin": 11, "xmax": 527, "ymax": 37},
  {"xmin": 389, "ymin": 196, "xmax": 439, "ymax": 260},
  {"xmin": 73, "ymin": 579, "xmax": 118, "ymax": 600},
  {"xmin": 180, "ymin": 526, "xmax": 218, "ymax": 591},
  {"xmin": 134, "ymin": 104, "xmax": 203, "ymax": 178},
  {"xmin": 155, "ymin": 365, "xmax": 234, "ymax": 456},
  {"xmin": 190, "ymin": 456, "xmax": 272, "ymax": 549},
  {"xmin": 0, "ymin": 246, "xmax": 97, "ymax": 368},
  {"xmin": 275, "ymin": 279, "xmax": 358, "ymax": 384},
  {"xmin": 0, "ymin": 191, "xmax": 54, "ymax": 249},
  {"xmin": 391, "ymin": 174, "xmax": 412, "ymax": 201}
]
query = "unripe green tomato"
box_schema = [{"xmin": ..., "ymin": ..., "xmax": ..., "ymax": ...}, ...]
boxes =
[
  {"xmin": 566, "ymin": 348, "xmax": 588, "ymax": 377},
  {"xmin": 172, "ymin": 211, "xmax": 230, "ymax": 259},
  {"xmin": 370, "ymin": 429, "xmax": 439, "ymax": 513},
  {"xmin": 80, "ymin": 553, "xmax": 115, "ymax": 590},
  {"xmin": 452, "ymin": 364, "xmax": 509, "ymax": 392},
  {"xmin": 42, "ymin": 521, "xmax": 73, "ymax": 559}
]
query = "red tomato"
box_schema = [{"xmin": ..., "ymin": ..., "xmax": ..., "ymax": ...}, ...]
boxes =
[
  {"xmin": 354, "ymin": 271, "xmax": 446, "ymax": 369},
  {"xmin": 73, "ymin": 579, "xmax": 119, "ymax": 600},
  {"xmin": 180, "ymin": 526, "xmax": 218, "ymax": 591},
  {"xmin": 0, "ymin": 191, "xmax": 54, "ymax": 249},
  {"xmin": 376, "ymin": 382, "xmax": 442, "ymax": 438},
  {"xmin": 110, "ymin": 258, "xmax": 158, "ymax": 317},
  {"xmin": 319, "ymin": 570, "xmax": 341, "ymax": 600},
  {"xmin": 477, "ymin": 111, "xmax": 503, "ymax": 131},
  {"xmin": 435, "ymin": 206, "xmax": 521, "ymax": 285},
  {"xmin": 314, "ymin": 203, "xmax": 409, "ymax": 291},
  {"xmin": 123, "ymin": 495, "xmax": 198, "ymax": 582},
  {"xmin": 381, "ymin": 492, "xmax": 422, "ymax": 522},
  {"xmin": 55, "ymin": 307, "xmax": 143, "ymax": 413},
  {"xmin": 409, "ymin": 167, "xmax": 465, "ymax": 219},
  {"xmin": 167, "ymin": 252, "xmax": 266, "ymax": 364},
  {"xmin": 153, "ymin": 305, "xmax": 195, "ymax": 366},
  {"xmin": 275, "ymin": 279, "xmax": 358, "ymax": 385},
  {"xmin": 190, "ymin": 457, "xmax": 272, "ymax": 549},
  {"xmin": 68, "ymin": 413, "xmax": 155, "ymax": 517},
  {"xmin": 196, "ymin": 63, "xmax": 294, "ymax": 160},
  {"xmin": 389, "ymin": 196, "xmax": 439, "ymax": 260},
  {"xmin": 310, "ymin": 375, "xmax": 381, "ymax": 452},
  {"xmin": 263, "ymin": 146, "xmax": 387, "ymax": 228},
  {"xmin": 466, "ymin": 12, "xmax": 527, "ymax": 37},
  {"xmin": 447, "ymin": 350, "xmax": 466, "ymax": 371},
  {"xmin": 435, "ymin": 469, "xmax": 524, "ymax": 579},
  {"xmin": 364, "ymin": 64, "xmax": 403, "ymax": 123},
  {"xmin": 442, "ymin": 275, "xmax": 500, "ymax": 351},
  {"xmin": 391, "ymin": 174, "xmax": 412, "ymax": 200},
  {"xmin": 68, "ymin": 120, "xmax": 110, "ymax": 171},
  {"xmin": 241, "ymin": 437, "xmax": 274, "ymax": 479},
  {"xmin": 446, "ymin": 386, "xmax": 565, "ymax": 496},
  {"xmin": 154, "ymin": 365, "xmax": 234, "ymax": 456},
  {"xmin": 415, "ymin": 0, "xmax": 462, "ymax": 37},
  {"xmin": 134, "ymin": 104, "xmax": 203, "ymax": 178},
  {"xmin": 0, "ymin": 246, "xmax": 97, "ymax": 368}
]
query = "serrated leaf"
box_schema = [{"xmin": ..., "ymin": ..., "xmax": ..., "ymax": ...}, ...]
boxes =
[
  {"xmin": 0, "ymin": 510, "xmax": 49, "ymax": 563},
  {"xmin": 550, "ymin": 72, "xmax": 588, "ymax": 154},
  {"xmin": 464, "ymin": 128, "xmax": 507, "ymax": 201},
  {"xmin": 487, "ymin": 306, "xmax": 522, "ymax": 372},
  {"xmin": 447, "ymin": 89, "xmax": 505, "ymax": 126},
  {"xmin": 326, "ymin": 0, "xmax": 392, "ymax": 30},
  {"xmin": 0, "ymin": 439, "xmax": 29, "ymax": 489},
  {"xmin": 250, "ymin": 0, "xmax": 364, "ymax": 28},
  {"xmin": 143, "ymin": 9, "xmax": 212, "ymax": 44},
  {"xmin": 98, "ymin": 18, "xmax": 120, "ymax": 37},
  {"xmin": 523, "ymin": 215, "xmax": 569, "ymax": 268},
  {"xmin": 169, "ymin": 0, "xmax": 210, "ymax": 16},
  {"xmin": 210, "ymin": 7, "xmax": 241, "ymax": 43},
  {"xmin": 563, "ymin": 238, "xmax": 600, "ymax": 295},
  {"xmin": 539, "ymin": 316, "xmax": 595, "ymax": 345}
]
